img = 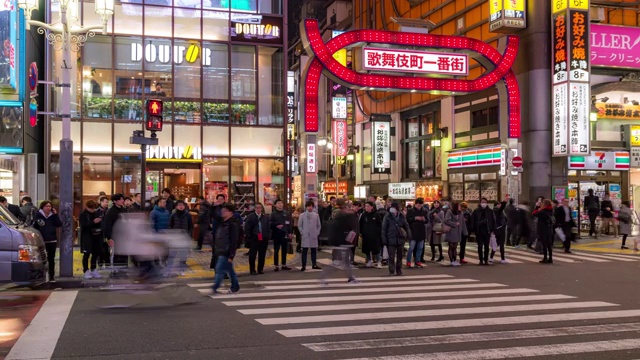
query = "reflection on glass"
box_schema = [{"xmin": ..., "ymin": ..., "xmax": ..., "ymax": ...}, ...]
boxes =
[
  {"xmin": 113, "ymin": 156, "xmax": 142, "ymax": 197},
  {"xmin": 258, "ymin": 46, "xmax": 283, "ymax": 126},
  {"xmin": 115, "ymin": 37, "xmax": 143, "ymax": 121},
  {"xmin": 231, "ymin": 45, "xmax": 256, "ymax": 124},
  {"xmin": 203, "ymin": 102, "xmax": 229, "ymax": 123},
  {"xmin": 50, "ymin": 155, "xmax": 83, "ymax": 217},
  {"xmin": 259, "ymin": 158, "xmax": 284, "ymax": 209}
]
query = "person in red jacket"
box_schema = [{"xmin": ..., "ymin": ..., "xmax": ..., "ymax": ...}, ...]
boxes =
[{"xmin": 533, "ymin": 199, "xmax": 555, "ymax": 264}]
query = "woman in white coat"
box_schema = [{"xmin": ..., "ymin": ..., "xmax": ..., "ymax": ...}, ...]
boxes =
[{"xmin": 298, "ymin": 200, "xmax": 322, "ymax": 271}]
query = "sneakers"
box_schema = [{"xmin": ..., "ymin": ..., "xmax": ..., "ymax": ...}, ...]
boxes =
[
  {"xmin": 451, "ymin": 261, "xmax": 460, "ymax": 266},
  {"xmin": 281, "ymin": 265, "xmax": 292, "ymax": 271},
  {"xmin": 459, "ymin": 259, "xmax": 468, "ymax": 264},
  {"xmin": 366, "ymin": 260, "xmax": 373, "ymax": 268},
  {"xmin": 300, "ymin": 267, "xmax": 306, "ymax": 272},
  {"xmin": 500, "ymin": 259, "xmax": 508, "ymax": 264},
  {"xmin": 312, "ymin": 265, "xmax": 322, "ymax": 270},
  {"xmin": 376, "ymin": 262, "xmax": 383, "ymax": 269},
  {"xmin": 406, "ymin": 262, "xmax": 413, "ymax": 268},
  {"xmin": 84, "ymin": 270, "xmax": 93, "ymax": 279},
  {"xmin": 415, "ymin": 262, "xmax": 425, "ymax": 268},
  {"xmin": 347, "ymin": 277, "xmax": 359, "ymax": 283},
  {"xmin": 92, "ymin": 269, "xmax": 102, "ymax": 279},
  {"xmin": 488, "ymin": 258, "xmax": 494, "ymax": 264}
]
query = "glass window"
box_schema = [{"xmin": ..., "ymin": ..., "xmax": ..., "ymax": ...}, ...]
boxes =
[
  {"xmin": 50, "ymin": 120, "xmax": 81, "ymax": 152},
  {"xmin": 481, "ymin": 172, "xmax": 497, "ymax": 180},
  {"xmin": 49, "ymin": 155, "xmax": 82, "ymax": 217},
  {"xmin": 480, "ymin": 182, "xmax": 498, "ymax": 201},
  {"xmin": 450, "ymin": 184, "xmax": 464, "ymax": 201},
  {"xmin": 83, "ymin": 2, "xmax": 113, "ymax": 33},
  {"xmin": 174, "ymin": 9, "xmax": 201, "ymax": 38},
  {"xmin": 202, "ymin": 11, "xmax": 230, "ymax": 41},
  {"xmin": 203, "ymin": 126, "xmax": 229, "ymax": 155},
  {"xmin": 231, "ymin": 158, "xmax": 256, "ymax": 183},
  {"xmin": 422, "ymin": 140, "xmax": 434, "ymax": 177},
  {"xmin": 257, "ymin": 46, "xmax": 283, "ymax": 126},
  {"xmin": 145, "ymin": 0, "xmax": 172, "ymax": 5},
  {"xmin": 114, "ymin": 123, "xmax": 143, "ymax": 153},
  {"xmin": 231, "ymin": 0, "xmax": 256, "ymax": 12},
  {"xmin": 421, "ymin": 113, "xmax": 435, "ymax": 135},
  {"xmin": 113, "ymin": 156, "xmax": 142, "ymax": 197},
  {"xmin": 231, "ymin": 45, "xmax": 256, "ymax": 124},
  {"xmin": 230, "ymin": 127, "xmax": 281, "ymax": 156},
  {"xmin": 204, "ymin": 0, "xmax": 230, "ymax": 10},
  {"xmin": 471, "ymin": 106, "xmax": 499, "ymax": 128},
  {"xmin": 464, "ymin": 183, "xmax": 480, "ymax": 201},
  {"xmin": 203, "ymin": 43, "xmax": 229, "ymax": 124},
  {"xmin": 114, "ymin": 37, "xmax": 143, "ymax": 121},
  {"xmin": 173, "ymin": 125, "xmax": 201, "ymax": 148},
  {"xmin": 259, "ymin": 158, "xmax": 284, "ymax": 209},
  {"xmin": 464, "ymin": 173, "xmax": 479, "ymax": 181},
  {"xmin": 204, "ymin": 157, "xmax": 229, "ymax": 202},
  {"xmin": 258, "ymin": 0, "xmax": 282, "ymax": 14},
  {"xmin": 144, "ymin": 38, "xmax": 174, "ymax": 121},
  {"xmin": 406, "ymin": 142, "xmax": 419, "ymax": 179},
  {"xmin": 82, "ymin": 36, "xmax": 113, "ymax": 119},
  {"xmin": 81, "ymin": 155, "xmax": 113, "ymax": 204},
  {"xmin": 144, "ymin": 6, "xmax": 173, "ymax": 37},
  {"xmin": 449, "ymin": 173, "xmax": 463, "ymax": 183},
  {"xmin": 153, "ymin": 124, "xmax": 173, "ymax": 148},
  {"xmin": 83, "ymin": 122, "xmax": 113, "ymax": 153},
  {"xmin": 406, "ymin": 117, "xmax": 419, "ymax": 138},
  {"xmin": 114, "ymin": 3, "xmax": 143, "ymax": 35},
  {"xmin": 174, "ymin": 40, "xmax": 202, "ymax": 122},
  {"xmin": 174, "ymin": 0, "xmax": 200, "ymax": 8}
]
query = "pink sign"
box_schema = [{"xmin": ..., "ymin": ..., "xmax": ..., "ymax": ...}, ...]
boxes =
[
  {"xmin": 332, "ymin": 120, "xmax": 348, "ymax": 157},
  {"xmin": 591, "ymin": 24, "xmax": 640, "ymax": 68}
]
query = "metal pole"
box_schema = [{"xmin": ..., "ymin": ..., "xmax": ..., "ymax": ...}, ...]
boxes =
[
  {"xmin": 58, "ymin": 5, "xmax": 73, "ymax": 278},
  {"xmin": 334, "ymin": 141, "xmax": 339, "ymax": 198},
  {"xmin": 140, "ymin": 144, "xmax": 147, "ymax": 208}
]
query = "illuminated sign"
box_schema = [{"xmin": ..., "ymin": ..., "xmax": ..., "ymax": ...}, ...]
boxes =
[
  {"xmin": 568, "ymin": 151, "xmax": 629, "ymax": 170},
  {"xmin": 287, "ymin": 123, "xmax": 295, "ymax": 140},
  {"xmin": 591, "ymin": 24, "xmax": 640, "ymax": 68},
  {"xmin": 230, "ymin": 15, "xmax": 282, "ymax": 44},
  {"xmin": 447, "ymin": 146, "xmax": 502, "ymax": 168},
  {"xmin": 551, "ymin": 0, "xmax": 590, "ymax": 156},
  {"xmin": 332, "ymin": 120, "xmax": 348, "ymax": 157},
  {"xmin": 131, "ymin": 43, "xmax": 210, "ymax": 66},
  {"xmin": 630, "ymin": 125, "xmax": 640, "ymax": 146},
  {"xmin": 0, "ymin": 1, "xmax": 18, "ymax": 91},
  {"xmin": 145, "ymin": 99, "xmax": 163, "ymax": 131},
  {"xmin": 596, "ymin": 103, "xmax": 640, "ymax": 120},
  {"xmin": 372, "ymin": 120, "xmax": 391, "ymax": 174},
  {"xmin": 306, "ymin": 143, "xmax": 316, "ymax": 173},
  {"xmin": 361, "ymin": 47, "xmax": 468, "ymax": 76},
  {"xmin": 388, "ymin": 183, "xmax": 416, "ymax": 200},
  {"xmin": 332, "ymin": 30, "xmax": 347, "ymax": 67},
  {"xmin": 146, "ymin": 146, "xmax": 202, "ymax": 162},
  {"xmin": 287, "ymin": 108, "xmax": 295, "ymax": 124},
  {"xmin": 300, "ymin": 20, "xmax": 521, "ymax": 138},
  {"xmin": 489, "ymin": 0, "xmax": 526, "ymax": 33},
  {"xmin": 323, "ymin": 181, "xmax": 348, "ymax": 195},
  {"xmin": 332, "ymin": 97, "xmax": 347, "ymax": 119}
]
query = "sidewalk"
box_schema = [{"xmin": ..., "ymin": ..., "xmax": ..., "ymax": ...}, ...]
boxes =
[{"xmin": 572, "ymin": 234, "xmax": 638, "ymax": 254}]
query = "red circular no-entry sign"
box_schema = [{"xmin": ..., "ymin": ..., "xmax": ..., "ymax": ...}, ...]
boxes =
[{"xmin": 511, "ymin": 156, "xmax": 523, "ymax": 168}]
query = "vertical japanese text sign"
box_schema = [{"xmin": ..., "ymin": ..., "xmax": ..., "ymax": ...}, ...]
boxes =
[
  {"xmin": 372, "ymin": 120, "xmax": 391, "ymax": 174},
  {"xmin": 551, "ymin": 0, "xmax": 590, "ymax": 156}
]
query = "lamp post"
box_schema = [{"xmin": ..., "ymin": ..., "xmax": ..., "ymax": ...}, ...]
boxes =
[
  {"xmin": 18, "ymin": 0, "xmax": 114, "ymax": 278},
  {"xmin": 317, "ymin": 138, "xmax": 340, "ymax": 199}
]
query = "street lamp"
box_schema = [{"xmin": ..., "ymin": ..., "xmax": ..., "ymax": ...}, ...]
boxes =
[
  {"xmin": 18, "ymin": 0, "xmax": 114, "ymax": 278},
  {"xmin": 317, "ymin": 137, "xmax": 340, "ymax": 199}
]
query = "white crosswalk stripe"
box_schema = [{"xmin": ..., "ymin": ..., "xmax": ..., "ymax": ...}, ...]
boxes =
[
  {"xmin": 188, "ymin": 274, "xmax": 640, "ymax": 359},
  {"xmin": 458, "ymin": 244, "xmax": 640, "ymax": 264}
]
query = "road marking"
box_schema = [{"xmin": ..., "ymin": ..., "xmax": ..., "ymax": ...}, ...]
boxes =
[
  {"xmin": 602, "ymin": 252, "xmax": 640, "ymax": 260},
  {"xmin": 259, "ymin": 278, "xmax": 477, "ymax": 290},
  {"xmin": 239, "ymin": 294, "xmax": 574, "ymax": 315},
  {"xmin": 222, "ymin": 287, "xmax": 536, "ymax": 306},
  {"xmin": 338, "ymin": 338, "xmax": 640, "ymax": 360},
  {"xmin": 570, "ymin": 251, "xmax": 636, "ymax": 262},
  {"xmin": 6, "ymin": 291, "xmax": 78, "ymax": 360},
  {"xmin": 303, "ymin": 322, "xmax": 640, "ymax": 352},
  {"xmin": 187, "ymin": 274, "xmax": 453, "ymax": 288},
  {"xmin": 258, "ymin": 301, "xmax": 616, "ymax": 325},
  {"xmin": 276, "ymin": 309, "xmax": 640, "ymax": 337},
  {"xmin": 548, "ymin": 251, "xmax": 610, "ymax": 262},
  {"xmin": 208, "ymin": 282, "xmax": 509, "ymax": 298},
  {"xmin": 460, "ymin": 253, "xmax": 524, "ymax": 264}
]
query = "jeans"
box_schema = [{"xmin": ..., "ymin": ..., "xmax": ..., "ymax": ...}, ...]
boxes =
[
  {"xmin": 273, "ymin": 238, "xmax": 288, "ymax": 266},
  {"xmin": 387, "ymin": 245, "xmax": 403, "ymax": 275},
  {"xmin": 249, "ymin": 239, "xmax": 268, "ymax": 273},
  {"xmin": 45, "ymin": 241, "xmax": 57, "ymax": 279},
  {"xmin": 212, "ymin": 256, "xmax": 239, "ymax": 292},
  {"xmin": 301, "ymin": 247, "xmax": 317, "ymax": 268},
  {"xmin": 82, "ymin": 248, "xmax": 100, "ymax": 273},
  {"xmin": 407, "ymin": 240, "xmax": 424, "ymax": 264},
  {"xmin": 366, "ymin": 252, "xmax": 381, "ymax": 263}
]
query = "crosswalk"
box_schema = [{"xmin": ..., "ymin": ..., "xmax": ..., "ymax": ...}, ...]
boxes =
[{"xmin": 187, "ymin": 274, "xmax": 640, "ymax": 359}]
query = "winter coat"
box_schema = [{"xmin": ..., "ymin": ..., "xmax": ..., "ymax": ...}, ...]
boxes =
[
  {"xmin": 165, "ymin": 197, "xmax": 175, "ymax": 212},
  {"xmin": 618, "ymin": 205, "xmax": 632, "ymax": 236},
  {"xmin": 554, "ymin": 205, "xmax": 575, "ymax": 232},
  {"xmin": 150, "ymin": 206, "xmax": 170, "ymax": 232},
  {"xmin": 244, "ymin": 211, "xmax": 271, "ymax": 245},
  {"xmin": 170, "ymin": 209, "xmax": 193, "ymax": 235},
  {"xmin": 470, "ymin": 207, "xmax": 496, "ymax": 236},
  {"xmin": 406, "ymin": 206, "xmax": 429, "ymax": 241},
  {"xmin": 584, "ymin": 195, "xmax": 600, "ymax": 214},
  {"xmin": 444, "ymin": 210, "xmax": 467, "ymax": 243},
  {"xmin": 504, "ymin": 203, "xmax": 518, "ymax": 231},
  {"xmin": 214, "ymin": 217, "xmax": 240, "ymax": 259},
  {"xmin": 197, "ymin": 201, "xmax": 211, "ymax": 225},
  {"xmin": 33, "ymin": 210, "xmax": 62, "ymax": 243},
  {"xmin": 7, "ymin": 203, "xmax": 25, "ymax": 222},
  {"xmin": 270, "ymin": 209, "xmax": 291, "ymax": 241},
  {"xmin": 210, "ymin": 204, "xmax": 223, "ymax": 236},
  {"xmin": 103, "ymin": 205, "xmax": 126, "ymax": 240},
  {"xmin": 329, "ymin": 209, "xmax": 358, "ymax": 246},
  {"xmin": 381, "ymin": 212, "xmax": 411, "ymax": 247},
  {"xmin": 360, "ymin": 210, "xmax": 382, "ymax": 254},
  {"xmin": 298, "ymin": 210, "xmax": 321, "ymax": 248},
  {"xmin": 20, "ymin": 202, "xmax": 38, "ymax": 226},
  {"xmin": 601, "ymin": 200, "xmax": 614, "ymax": 218},
  {"xmin": 79, "ymin": 209, "xmax": 103, "ymax": 253},
  {"xmin": 428, "ymin": 208, "xmax": 445, "ymax": 245},
  {"xmin": 533, "ymin": 205, "xmax": 554, "ymax": 242},
  {"xmin": 516, "ymin": 205, "xmax": 531, "ymax": 238}
]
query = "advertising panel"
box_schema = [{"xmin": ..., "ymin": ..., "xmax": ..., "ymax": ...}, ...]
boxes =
[
  {"xmin": 332, "ymin": 120, "xmax": 348, "ymax": 157},
  {"xmin": 489, "ymin": 0, "xmax": 526, "ymax": 33},
  {"xmin": 372, "ymin": 121, "xmax": 391, "ymax": 174},
  {"xmin": 553, "ymin": 83, "xmax": 568, "ymax": 155},
  {"xmin": 0, "ymin": 1, "xmax": 18, "ymax": 91},
  {"xmin": 591, "ymin": 24, "xmax": 640, "ymax": 68},
  {"xmin": 388, "ymin": 182, "xmax": 416, "ymax": 200}
]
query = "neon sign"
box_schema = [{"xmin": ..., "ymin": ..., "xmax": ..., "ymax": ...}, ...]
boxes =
[{"xmin": 361, "ymin": 47, "xmax": 468, "ymax": 76}]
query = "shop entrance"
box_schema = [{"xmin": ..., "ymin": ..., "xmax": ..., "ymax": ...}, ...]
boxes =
[
  {"xmin": 568, "ymin": 176, "xmax": 625, "ymax": 234},
  {"xmin": 146, "ymin": 163, "xmax": 201, "ymax": 205}
]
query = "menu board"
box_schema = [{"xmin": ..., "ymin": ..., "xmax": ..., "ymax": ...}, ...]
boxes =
[
  {"xmin": 464, "ymin": 183, "xmax": 480, "ymax": 202},
  {"xmin": 450, "ymin": 184, "xmax": 464, "ymax": 201}
]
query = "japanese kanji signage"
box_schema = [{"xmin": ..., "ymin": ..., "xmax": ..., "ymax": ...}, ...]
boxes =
[
  {"xmin": 551, "ymin": 0, "xmax": 590, "ymax": 156},
  {"xmin": 631, "ymin": 148, "xmax": 640, "ymax": 168},
  {"xmin": 388, "ymin": 183, "xmax": 416, "ymax": 200},
  {"xmin": 372, "ymin": 120, "xmax": 391, "ymax": 174},
  {"xmin": 596, "ymin": 103, "xmax": 640, "ymax": 120},
  {"xmin": 361, "ymin": 47, "xmax": 468, "ymax": 76},
  {"xmin": 332, "ymin": 97, "xmax": 347, "ymax": 119},
  {"xmin": 306, "ymin": 143, "xmax": 316, "ymax": 173},
  {"xmin": 332, "ymin": 120, "xmax": 348, "ymax": 157},
  {"xmin": 630, "ymin": 125, "xmax": 640, "ymax": 146},
  {"xmin": 591, "ymin": 24, "xmax": 640, "ymax": 69},
  {"xmin": 323, "ymin": 181, "xmax": 348, "ymax": 195},
  {"xmin": 489, "ymin": 0, "xmax": 526, "ymax": 33}
]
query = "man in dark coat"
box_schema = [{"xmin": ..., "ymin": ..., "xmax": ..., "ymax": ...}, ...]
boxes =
[
  {"xmin": 0, "ymin": 196, "xmax": 26, "ymax": 222},
  {"xmin": 270, "ymin": 199, "xmax": 292, "ymax": 271},
  {"xmin": 554, "ymin": 198, "xmax": 575, "ymax": 253},
  {"xmin": 381, "ymin": 202, "xmax": 412, "ymax": 276},
  {"xmin": 406, "ymin": 198, "xmax": 429, "ymax": 267},
  {"xmin": 360, "ymin": 201, "xmax": 382, "ymax": 268},
  {"xmin": 211, "ymin": 203, "xmax": 240, "ymax": 294},
  {"xmin": 470, "ymin": 197, "xmax": 496, "ymax": 265},
  {"xmin": 102, "ymin": 194, "xmax": 128, "ymax": 266},
  {"xmin": 584, "ymin": 189, "xmax": 600, "ymax": 238}
]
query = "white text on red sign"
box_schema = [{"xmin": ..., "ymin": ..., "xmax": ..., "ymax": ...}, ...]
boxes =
[{"xmin": 362, "ymin": 47, "xmax": 469, "ymax": 76}]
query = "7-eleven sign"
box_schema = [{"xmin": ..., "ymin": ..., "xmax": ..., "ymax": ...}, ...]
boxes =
[{"xmin": 568, "ymin": 151, "xmax": 629, "ymax": 170}]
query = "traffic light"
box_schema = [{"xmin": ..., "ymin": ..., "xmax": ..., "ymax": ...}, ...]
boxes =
[{"xmin": 145, "ymin": 99, "xmax": 163, "ymax": 132}]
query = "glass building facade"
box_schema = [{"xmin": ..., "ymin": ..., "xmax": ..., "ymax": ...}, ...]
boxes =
[{"xmin": 46, "ymin": 0, "xmax": 286, "ymax": 214}]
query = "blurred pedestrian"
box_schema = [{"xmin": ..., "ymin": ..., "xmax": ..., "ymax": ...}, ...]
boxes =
[
  {"xmin": 584, "ymin": 189, "xmax": 600, "ymax": 238},
  {"xmin": 195, "ymin": 197, "xmax": 211, "ymax": 251},
  {"xmin": 428, "ymin": 200, "xmax": 444, "ymax": 262},
  {"xmin": 459, "ymin": 202, "xmax": 472, "ymax": 264},
  {"xmin": 325, "ymin": 198, "xmax": 359, "ymax": 282},
  {"xmin": 212, "ymin": 203, "xmax": 240, "ymax": 294},
  {"xmin": 489, "ymin": 201, "xmax": 508, "ymax": 264},
  {"xmin": 600, "ymin": 194, "xmax": 617, "ymax": 237},
  {"xmin": 292, "ymin": 206, "xmax": 302, "ymax": 253},
  {"xmin": 298, "ymin": 200, "xmax": 321, "ymax": 271},
  {"xmin": 618, "ymin": 200, "xmax": 632, "ymax": 250},
  {"xmin": 79, "ymin": 200, "xmax": 103, "ymax": 279},
  {"xmin": 555, "ymin": 198, "xmax": 575, "ymax": 253}
]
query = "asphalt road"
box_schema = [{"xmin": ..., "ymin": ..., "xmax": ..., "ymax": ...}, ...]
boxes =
[{"xmin": 6, "ymin": 245, "xmax": 640, "ymax": 360}]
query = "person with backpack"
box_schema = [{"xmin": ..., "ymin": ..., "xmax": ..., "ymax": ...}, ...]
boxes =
[
  {"xmin": 584, "ymin": 189, "xmax": 600, "ymax": 238},
  {"xmin": 533, "ymin": 199, "xmax": 555, "ymax": 264},
  {"xmin": 20, "ymin": 196, "xmax": 38, "ymax": 226}
]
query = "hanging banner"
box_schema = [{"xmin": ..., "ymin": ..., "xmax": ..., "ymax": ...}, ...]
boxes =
[
  {"xmin": 388, "ymin": 182, "xmax": 416, "ymax": 200},
  {"xmin": 372, "ymin": 120, "xmax": 391, "ymax": 174},
  {"xmin": 553, "ymin": 83, "xmax": 568, "ymax": 155},
  {"xmin": 489, "ymin": 0, "xmax": 526, "ymax": 33},
  {"xmin": 233, "ymin": 181, "xmax": 255, "ymax": 218},
  {"xmin": 306, "ymin": 143, "xmax": 316, "ymax": 173},
  {"xmin": 332, "ymin": 120, "xmax": 348, "ymax": 157}
]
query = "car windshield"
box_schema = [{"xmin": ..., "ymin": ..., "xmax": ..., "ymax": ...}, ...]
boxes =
[{"xmin": 0, "ymin": 205, "xmax": 21, "ymax": 226}]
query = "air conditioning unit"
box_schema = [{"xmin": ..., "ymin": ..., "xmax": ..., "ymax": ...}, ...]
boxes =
[{"xmin": 591, "ymin": 6, "xmax": 605, "ymax": 23}]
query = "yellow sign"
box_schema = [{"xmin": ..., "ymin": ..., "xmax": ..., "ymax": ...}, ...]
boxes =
[
  {"xmin": 287, "ymin": 124, "xmax": 296, "ymax": 140},
  {"xmin": 333, "ymin": 49, "xmax": 347, "ymax": 67},
  {"xmin": 631, "ymin": 125, "xmax": 640, "ymax": 146},
  {"xmin": 504, "ymin": 0, "xmax": 524, "ymax": 12},
  {"xmin": 489, "ymin": 0, "xmax": 503, "ymax": 21},
  {"xmin": 146, "ymin": 146, "xmax": 202, "ymax": 162},
  {"xmin": 596, "ymin": 103, "xmax": 640, "ymax": 121},
  {"xmin": 490, "ymin": 0, "xmax": 526, "ymax": 32},
  {"xmin": 552, "ymin": 0, "xmax": 568, "ymax": 13},
  {"xmin": 569, "ymin": 0, "xmax": 589, "ymax": 10}
]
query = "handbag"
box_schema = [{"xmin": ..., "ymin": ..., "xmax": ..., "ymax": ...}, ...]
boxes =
[
  {"xmin": 555, "ymin": 227, "xmax": 567, "ymax": 242},
  {"xmin": 345, "ymin": 230, "xmax": 357, "ymax": 244},
  {"xmin": 433, "ymin": 222, "xmax": 444, "ymax": 233},
  {"xmin": 287, "ymin": 241, "xmax": 294, "ymax": 254},
  {"xmin": 490, "ymin": 234, "xmax": 498, "ymax": 251}
]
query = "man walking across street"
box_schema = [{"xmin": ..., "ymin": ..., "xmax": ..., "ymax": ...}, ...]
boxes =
[
  {"xmin": 584, "ymin": 189, "xmax": 600, "ymax": 238},
  {"xmin": 554, "ymin": 198, "xmax": 575, "ymax": 254},
  {"xmin": 212, "ymin": 203, "xmax": 240, "ymax": 294}
]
